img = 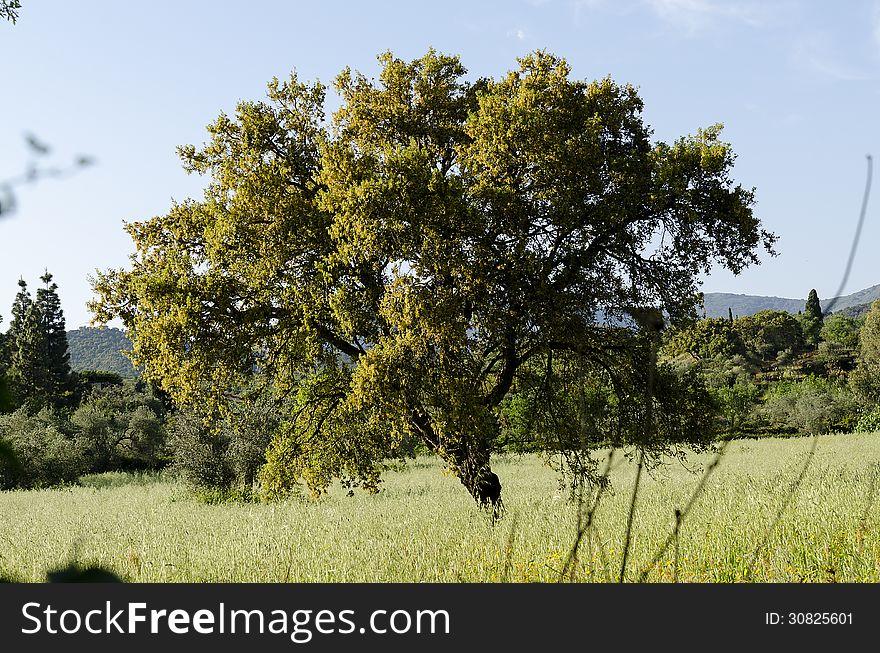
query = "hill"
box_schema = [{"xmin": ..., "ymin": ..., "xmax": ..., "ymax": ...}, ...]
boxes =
[
  {"xmin": 66, "ymin": 327, "xmax": 138, "ymax": 378},
  {"xmin": 702, "ymin": 284, "xmax": 880, "ymax": 319}
]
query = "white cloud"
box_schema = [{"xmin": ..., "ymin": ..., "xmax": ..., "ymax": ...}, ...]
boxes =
[
  {"xmin": 507, "ymin": 27, "xmax": 528, "ymax": 40},
  {"xmin": 792, "ymin": 34, "xmax": 875, "ymax": 81},
  {"xmin": 569, "ymin": 0, "xmax": 609, "ymax": 26},
  {"xmin": 643, "ymin": 0, "xmax": 769, "ymax": 35},
  {"xmin": 874, "ymin": 2, "xmax": 880, "ymax": 53}
]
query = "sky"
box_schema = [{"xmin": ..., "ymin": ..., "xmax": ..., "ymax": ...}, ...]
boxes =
[{"xmin": 1, "ymin": 0, "xmax": 879, "ymax": 329}]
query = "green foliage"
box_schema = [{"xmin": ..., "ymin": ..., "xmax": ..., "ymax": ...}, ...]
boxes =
[
  {"xmin": 170, "ymin": 398, "xmax": 277, "ymax": 501},
  {"xmin": 850, "ymin": 300, "xmax": 880, "ymax": 405},
  {"xmin": 0, "ymin": 372, "xmax": 11, "ymax": 414},
  {"xmin": 496, "ymin": 345, "xmax": 718, "ymax": 495},
  {"xmin": 708, "ymin": 376, "xmax": 762, "ymax": 434},
  {"xmin": 5, "ymin": 274, "xmax": 76, "ymax": 410},
  {"xmin": 758, "ymin": 375, "xmax": 859, "ymax": 435},
  {"xmin": 800, "ymin": 288, "xmax": 823, "ymax": 347},
  {"xmin": 814, "ymin": 341, "xmax": 857, "ymax": 379},
  {"xmin": 820, "ymin": 313, "xmax": 862, "ymax": 349},
  {"xmin": 661, "ymin": 317, "xmax": 745, "ymax": 361},
  {"xmin": 854, "ymin": 406, "xmax": 880, "ymax": 433},
  {"xmin": 90, "ymin": 49, "xmax": 774, "ymax": 504},
  {"xmin": 0, "ymin": 408, "xmax": 85, "ymax": 489},
  {"xmin": 734, "ymin": 310, "xmax": 804, "ymax": 362},
  {"xmin": 71, "ymin": 382, "xmax": 167, "ymax": 472},
  {"xmin": 6, "ymin": 280, "xmax": 49, "ymax": 408},
  {"xmin": 35, "ymin": 272, "xmax": 76, "ymax": 407},
  {"xmin": 67, "ymin": 327, "xmax": 138, "ymax": 378},
  {"xmin": 76, "ymin": 369, "xmax": 125, "ymax": 389}
]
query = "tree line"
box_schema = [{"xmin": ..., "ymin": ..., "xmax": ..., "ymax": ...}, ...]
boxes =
[
  {"xmin": 661, "ymin": 289, "xmax": 880, "ymax": 436},
  {"xmin": 0, "ymin": 273, "xmax": 168, "ymax": 489}
]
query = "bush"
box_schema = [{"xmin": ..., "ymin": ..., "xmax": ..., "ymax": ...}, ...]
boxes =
[
  {"xmin": 708, "ymin": 377, "xmax": 761, "ymax": 434},
  {"xmin": 71, "ymin": 382, "xmax": 167, "ymax": 472},
  {"xmin": 855, "ymin": 406, "xmax": 880, "ymax": 433},
  {"xmin": 758, "ymin": 376, "xmax": 859, "ymax": 435},
  {"xmin": 820, "ymin": 314, "xmax": 862, "ymax": 350},
  {"xmin": 0, "ymin": 408, "xmax": 85, "ymax": 489},
  {"xmin": 170, "ymin": 398, "xmax": 278, "ymax": 501}
]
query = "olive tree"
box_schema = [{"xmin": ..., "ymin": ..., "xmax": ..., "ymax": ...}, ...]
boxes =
[{"xmin": 90, "ymin": 50, "xmax": 774, "ymax": 509}]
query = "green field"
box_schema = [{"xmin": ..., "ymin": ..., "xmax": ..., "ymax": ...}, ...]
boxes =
[{"xmin": 2, "ymin": 432, "xmax": 880, "ymax": 582}]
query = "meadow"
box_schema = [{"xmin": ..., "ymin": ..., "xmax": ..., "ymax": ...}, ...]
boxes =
[{"xmin": 1, "ymin": 432, "xmax": 879, "ymax": 583}]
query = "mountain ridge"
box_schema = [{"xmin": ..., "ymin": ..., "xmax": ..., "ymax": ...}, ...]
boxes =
[
  {"xmin": 702, "ymin": 284, "xmax": 880, "ymax": 319},
  {"xmin": 67, "ymin": 326, "xmax": 138, "ymax": 378}
]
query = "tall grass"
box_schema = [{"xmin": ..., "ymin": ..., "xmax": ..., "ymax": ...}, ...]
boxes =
[{"xmin": 1, "ymin": 432, "xmax": 879, "ymax": 582}]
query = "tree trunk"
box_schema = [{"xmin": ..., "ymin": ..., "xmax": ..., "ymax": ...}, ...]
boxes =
[
  {"xmin": 444, "ymin": 440, "xmax": 503, "ymax": 519},
  {"xmin": 413, "ymin": 410, "xmax": 504, "ymax": 517}
]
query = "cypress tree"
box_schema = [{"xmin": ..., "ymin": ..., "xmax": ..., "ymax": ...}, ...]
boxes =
[
  {"xmin": 805, "ymin": 289, "xmax": 823, "ymax": 322},
  {"xmin": 35, "ymin": 271, "xmax": 74, "ymax": 406},
  {"xmin": 801, "ymin": 288, "xmax": 823, "ymax": 347},
  {"xmin": 5, "ymin": 273, "xmax": 74, "ymax": 409},
  {"xmin": 7, "ymin": 282, "xmax": 50, "ymax": 408}
]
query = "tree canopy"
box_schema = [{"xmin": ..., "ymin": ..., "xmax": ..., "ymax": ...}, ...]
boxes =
[{"xmin": 91, "ymin": 50, "xmax": 775, "ymax": 507}]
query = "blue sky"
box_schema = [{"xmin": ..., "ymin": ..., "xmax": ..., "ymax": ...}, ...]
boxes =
[{"xmin": 1, "ymin": 0, "xmax": 879, "ymax": 328}]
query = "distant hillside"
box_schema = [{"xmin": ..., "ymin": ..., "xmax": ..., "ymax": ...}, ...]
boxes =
[
  {"xmin": 702, "ymin": 284, "xmax": 880, "ymax": 319},
  {"xmin": 833, "ymin": 302, "xmax": 874, "ymax": 319},
  {"xmin": 67, "ymin": 327, "xmax": 138, "ymax": 378}
]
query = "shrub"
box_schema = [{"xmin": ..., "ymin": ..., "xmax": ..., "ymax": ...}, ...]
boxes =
[
  {"xmin": 71, "ymin": 382, "xmax": 167, "ymax": 472},
  {"xmin": 758, "ymin": 376, "xmax": 859, "ymax": 435},
  {"xmin": 855, "ymin": 406, "xmax": 880, "ymax": 433},
  {"xmin": 170, "ymin": 398, "xmax": 277, "ymax": 501},
  {"xmin": 708, "ymin": 377, "xmax": 762, "ymax": 434},
  {"xmin": 0, "ymin": 408, "xmax": 85, "ymax": 489}
]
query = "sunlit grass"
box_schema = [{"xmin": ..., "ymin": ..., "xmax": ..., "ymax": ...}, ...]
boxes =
[{"xmin": 1, "ymin": 432, "xmax": 879, "ymax": 582}]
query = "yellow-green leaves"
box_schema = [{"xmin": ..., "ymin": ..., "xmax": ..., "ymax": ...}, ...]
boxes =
[{"xmin": 91, "ymin": 49, "xmax": 772, "ymax": 505}]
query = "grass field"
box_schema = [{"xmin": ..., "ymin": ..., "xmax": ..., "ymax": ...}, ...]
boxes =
[{"xmin": 1, "ymin": 432, "xmax": 880, "ymax": 582}]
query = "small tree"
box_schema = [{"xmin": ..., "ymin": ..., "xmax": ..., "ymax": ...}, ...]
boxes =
[
  {"xmin": 734, "ymin": 310, "xmax": 804, "ymax": 363},
  {"xmin": 35, "ymin": 272, "xmax": 75, "ymax": 407},
  {"xmin": 661, "ymin": 317, "xmax": 745, "ymax": 361},
  {"xmin": 72, "ymin": 382, "xmax": 167, "ymax": 472},
  {"xmin": 850, "ymin": 300, "xmax": 880, "ymax": 405},
  {"xmin": 821, "ymin": 313, "xmax": 862, "ymax": 350},
  {"xmin": 800, "ymin": 288, "xmax": 823, "ymax": 348}
]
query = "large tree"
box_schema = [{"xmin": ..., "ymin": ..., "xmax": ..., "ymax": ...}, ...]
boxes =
[{"xmin": 90, "ymin": 50, "xmax": 775, "ymax": 508}]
